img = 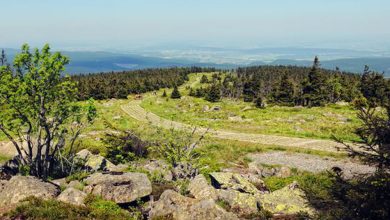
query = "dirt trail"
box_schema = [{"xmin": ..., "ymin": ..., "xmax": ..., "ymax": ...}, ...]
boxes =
[
  {"xmin": 121, "ymin": 100, "xmax": 355, "ymax": 153},
  {"xmin": 248, "ymin": 152, "xmax": 375, "ymax": 178}
]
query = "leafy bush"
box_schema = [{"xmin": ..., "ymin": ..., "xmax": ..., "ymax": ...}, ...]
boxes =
[
  {"xmin": 154, "ymin": 128, "xmax": 207, "ymax": 167},
  {"xmin": 102, "ymin": 128, "xmax": 149, "ymax": 165}
]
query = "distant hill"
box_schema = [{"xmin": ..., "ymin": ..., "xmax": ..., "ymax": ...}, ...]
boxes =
[
  {"xmin": 2, "ymin": 48, "xmax": 390, "ymax": 76},
  {"xmin": 268, "ymin": 58, "xmax": 390, "ymax": 75}
]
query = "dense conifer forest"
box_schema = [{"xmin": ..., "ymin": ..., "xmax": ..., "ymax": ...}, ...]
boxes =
[
  {"xmin": 190, "ymin": 58, "xmax": 390, "ymax": 107},
  {"xmin": 73, "ymin": 57, "xmax": 390, "ymax": 108},
  {"xmin": 73, "ymin": 67, "xmax": 216, "ymax": 100}
]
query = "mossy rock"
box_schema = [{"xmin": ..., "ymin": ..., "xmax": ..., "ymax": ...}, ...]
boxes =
[{"xmin": 260, "ymin": 183, "xmax": 315, "ymax": 216}]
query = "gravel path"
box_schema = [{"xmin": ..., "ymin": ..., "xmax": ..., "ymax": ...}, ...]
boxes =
[
  {"xmin": 121, "ymin": 100, "xmax": 357, "ymax": 153},
  {"xmin": 248, "ymin": 152, "xmax": 375, "ymax": 178}
]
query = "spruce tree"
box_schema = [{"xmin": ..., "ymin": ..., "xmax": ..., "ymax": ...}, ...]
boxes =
[
  {"xmin": 254, "ymin": 96, "xmax": 266, "ymax": 109},
  {"xmin": 200, "ymin": 75, "xmax": 209, "ymax": 83},
  {"xmin": 303, "ymin": 56, "xmax": 328, "ymax": 106},
  {"xmin": 162, "ymin": 90, "xmax": 167, "ymax": 97},
  {"xmin": 188, "ymin": 87, "xmax": 195, "ymax": 96},
  {"xmin": 275, "ymin": 74, "xmax": 295, "ymax": 105},
  {"xmin": 195, "ymin": 87, "xmax": 205, "ymax": 98},
  {"xmin": 170, "ymin": 86, "xmax": 181, "ymax": 99},
  {"xmin": 205, "ymin": 84, "xmax": 220, "ymax": 102},
  {"xmin": 360, "ymin": 65, "xmax": 389, "ymax": 107}
]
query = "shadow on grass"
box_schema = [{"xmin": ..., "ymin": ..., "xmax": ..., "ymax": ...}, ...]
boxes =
[{"xmin": 303, "ymin": 171, "xmax": 390, "ymax": 219}]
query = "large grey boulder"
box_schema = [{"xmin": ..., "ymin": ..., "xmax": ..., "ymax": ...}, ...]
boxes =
[
  {"xmin": 84, "ymin": 172, "xmax": 152, "ymax": 204},
  {"xmin": 188, "ymin": 174, "xmax": 218, "ymax": 200},
  {"xmin": 189, "ymin": 174, "xmax": 263, "ymax": 217},
  {"xmin": 217, "ymin": 189, "xmax": 261, "ymax": 215},
  {"xmin": 0, "ymin": 176, "xmax": 60, "ymax": 206},
  {"xmin": 149, "ymin": 190, "xmax": 238, "ymax": 220},
  {"xmin": 259, "ymin": 182, "xmax": 315, "ymax": 215},
  {"xmin": 57, "ymin": 187, "xmax": 87, "ymax": 206},
  {"xmin": 248, "ymin": 162, "xmax": 292, "ymax": 178},
  {"xmin": 67, "ymin": 180, "xmax": 84, "ymax": 190},
  {"xmin": 0, "ymin": 180, "xmax": 7, "ymax": 192},
  {"xmin": 210, "ymin": 172, "xmax": 260, "ymax": 195}
]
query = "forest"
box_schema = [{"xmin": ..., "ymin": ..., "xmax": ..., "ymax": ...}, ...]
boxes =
[
  {"xmin": 189, "ymin": 57, "xmax": 390, "ymax": 108},
  {"xmin": 73, "ymin": 57, "xmax": 390, "ymax": 108},
  {"xmin": 72, "ymin": 67, "xmax": 216, "ymax": 100}
]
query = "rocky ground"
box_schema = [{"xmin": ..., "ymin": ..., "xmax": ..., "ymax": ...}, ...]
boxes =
[{"xmin": 0, "ymin": 149, "xmax": 321, "ymax": 219}]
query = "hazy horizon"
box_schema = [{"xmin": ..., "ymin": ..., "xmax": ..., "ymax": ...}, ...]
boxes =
[{"xmin": 1, "ymin": 0, "xmax": 390, "ymax": 52}]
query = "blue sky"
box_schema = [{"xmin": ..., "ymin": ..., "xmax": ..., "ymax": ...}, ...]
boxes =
[{"xmin": 1, "ymin": 0, "xmax": 389, "ymax": 50}]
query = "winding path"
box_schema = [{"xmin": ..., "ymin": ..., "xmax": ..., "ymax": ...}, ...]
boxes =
[{"xmin": 121, "ymin": 100, "xmax": 355, "ymax": 153}]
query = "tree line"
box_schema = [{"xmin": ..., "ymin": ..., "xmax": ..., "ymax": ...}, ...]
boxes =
[
  {"xmin": 72, "ymin": 67, "xmax": 216, "ymax": 100},
  {"xmin": 190, "ymin": 57, "xmax": 390, "ymax": 107}
]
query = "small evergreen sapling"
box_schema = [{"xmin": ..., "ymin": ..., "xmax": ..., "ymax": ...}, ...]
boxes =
[{"xmin": 170, "ymin": 86, "xmax": 181, "ymax": 99}]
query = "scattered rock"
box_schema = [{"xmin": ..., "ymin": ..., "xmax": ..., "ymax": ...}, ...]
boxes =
[
  {"xmin": 51, "ymin": 178, "xmax": 67, "ymax": 188},
  {"xmin": 260, "ymin": 182, "xmax": 315, "ymax": 215},
  {"xmin": 248, "ymin": 162, "xmax": 292, "ymax": 178},
  {"xmin": 75, "ymin": 149, "xmax": 118, "ymax": 172},
  {"xmin": 228, "ymin": 116, "xmax": 243, "ymax": 122},
  {"xmin": 149, "ymin": 190, "xmax": 238, "ymax": 220},
  {"xmin": 248, "ymin": 152, "xmax": 375, "ymax": 178},
  {"xmin": 202, "ymin": 105, "xmax": 210, "ymax": 112},
  {"xmin": 211, "ymin": 106, "xmax": 222, "ymax": 111},
  {"xmin": 277, "ymin": 166, "xmax": 292, "ymax": 178},
  {"xmin": 210, "ymin": 172, "xmax": 260, "ymax": 195},
  {"xmin": 242, "ymin": 106, "xmax": 253, "ymax": 112},
  {"xmin": 335, "ymin": 101, "xmax": 349, "ymax": 106},
  {"xmin": 189, "ymin": 174, "xmax": 218, "ymax": 200},
  {"xmin": 293, "ymin": 125, "xmax": 304, "ymax": 132},
  {"xmin": 137, "ymin": 159, "xmax": 173, "ymax": 181},
  {"xmin": 84, "ymin": 172, "xmax": 152, "ymax": 204},
  {"xmin": 239, "ymin": 173, "xmax": 268, "ymax": 192},
  {"xmin": 112, "ymin": 115, "xmax": 121, "ymax": 120},
  {"xmin": 172, "ymin": 162, "xmax": 199, "ymax": 180},
  {"xmin": 67, "ymin": 180, "xmax": 84, "ymax": 190},
  {"xmin": 322, "ymin": 112, "xmax": 349, "ymax": 122},
  {"xmin": 0, "ymin": 176, "xmax": 60, "ymax": 206},
  {"xmin": 217, "ymin": 189, "xmax": 261, "ymax": 215},
  {"xmin": 57, "ymin": 187, "xmax": 87, "ymax": 206},
  {"xmin": 75, "ymin": 149, "xmax": 92, "ymax": 161}
]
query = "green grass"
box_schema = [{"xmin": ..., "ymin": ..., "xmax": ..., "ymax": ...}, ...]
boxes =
[
  {"xmin": 263, "ymin": 171, "xmax": 333, "ymax": 192},
  {"xmin": 82, "ymin": 99, "xmax": 346, "ymax": 175},
  {"xmin": 75, "ymin": 96, "xmax": 346, "ymax": 176},
  {"xmin": 140, "ymin": 73, "xmax": 361, "ymax": 142},
  {"xmin": 6, "ymin": 195, "xmax": 140, "ymax": 220}
]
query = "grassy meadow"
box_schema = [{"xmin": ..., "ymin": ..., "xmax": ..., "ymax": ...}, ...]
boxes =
[{"xmin": 141, "ymin": 73, "xmax": 361, "ymax": 142}]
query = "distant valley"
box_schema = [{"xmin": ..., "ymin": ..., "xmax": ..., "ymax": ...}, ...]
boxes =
[{"xmin": 2, "ymin": 47, "xmax": 390, "ymax": 76}]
